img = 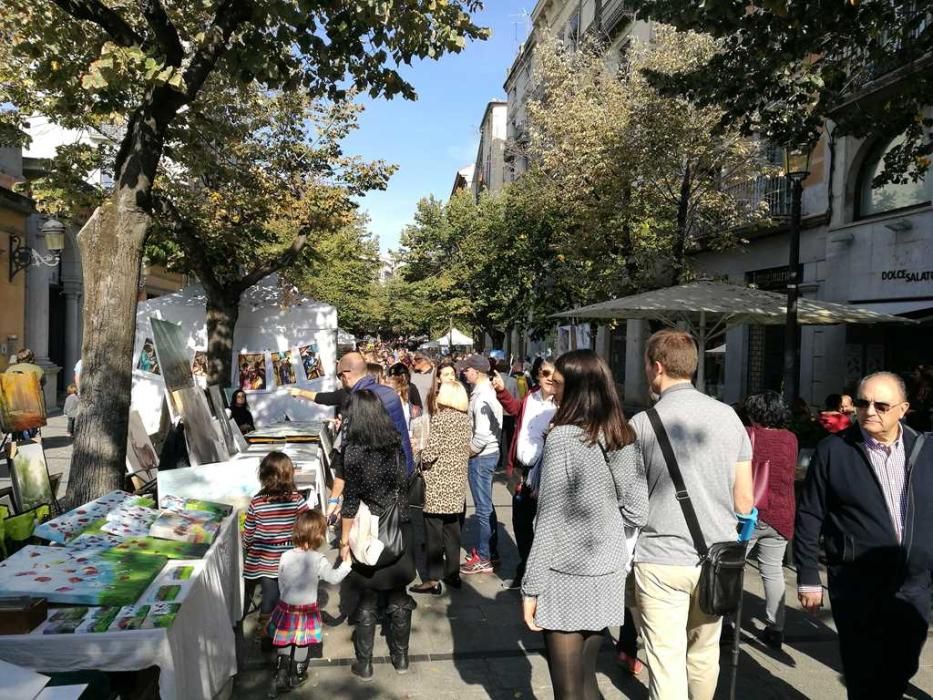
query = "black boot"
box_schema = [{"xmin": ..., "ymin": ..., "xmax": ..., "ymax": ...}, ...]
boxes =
[
  {"xmin": 268, "ymin": 654, "xmax": 289, "ymax": 698},
  {"xmin": 290, "ymin": 659, "xmax": 309, "ymax": 688},
  {"xmin": 351, "ymin": 599, "xmax": 377, "ymax": 682},
  {"xmin": 386, "ymin": 594, "xmax": 415, "ymax": 674}
]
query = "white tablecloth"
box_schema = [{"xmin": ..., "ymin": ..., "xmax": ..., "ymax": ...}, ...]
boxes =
[{"xmin": 0, "ymin": 513, "xmax": 243, "ymax": 700}]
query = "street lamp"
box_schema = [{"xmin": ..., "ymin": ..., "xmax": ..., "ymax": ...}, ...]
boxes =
[
  {"xmin": 782, "ymin": 143, "xmax": 812, "ymax": 404},
  {"xmin": 8, "ymin": 218, "xmax": 66, "ymax": 281}
]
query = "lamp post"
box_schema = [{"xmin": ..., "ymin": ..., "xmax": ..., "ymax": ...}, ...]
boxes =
[
  {"xmin": 782, "ymin": 144, "xmax": 812, "ymax": 404},
  {"xmin": 8, "ymin": 218, "xmax": 66, "ymax": 281}
]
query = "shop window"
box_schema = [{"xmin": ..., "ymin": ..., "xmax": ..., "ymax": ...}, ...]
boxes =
[{"xmin": 857, "ymin": 134, "xmax": 932, "ymax": 218}]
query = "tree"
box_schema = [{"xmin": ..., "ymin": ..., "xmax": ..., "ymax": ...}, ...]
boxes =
[
  {"xmin": 0, "ymin": 0, "xmax": 487, "ymax": 504},
  {"xmin": 631, "ymin": 0, "xmax": 933, "ymax": 183}
]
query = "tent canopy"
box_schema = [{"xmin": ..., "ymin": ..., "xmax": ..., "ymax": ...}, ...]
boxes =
[{"xmin": 434, "ymin": 328, "xmax": 474, "ymax": 346}]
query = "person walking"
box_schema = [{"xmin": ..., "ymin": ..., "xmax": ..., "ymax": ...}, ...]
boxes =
[
  {"xmin": 410, "ymin": 352, "xmax": 436, "ymax": 417},
  {"xmin": 796, "ymin": 371, "xmax": 932, "ymax": 700},
  {"xmin": 409, "ymin": 381, "xmax": 472, "ymax": 594},
  {"xmin": 338, "ymin": 390, "xmax": 417, "ymax": 681},
  {"xmin": 722, "ymin": 391, "xmax": 798, "ymax": 649},
  {"xmin": 458, "ymin": 354, "xmax": 503, "ymax": 576},
  {"xmin": 521, "ymin": 350, "xmax": 648, "ymax": 700},
  {"xmin": 631, "ymin": 330, "xmax": 753, "ymax": 700},
  {"xmin": 492, "ymin": 358, "xmax": 559, "ymax": 589}
]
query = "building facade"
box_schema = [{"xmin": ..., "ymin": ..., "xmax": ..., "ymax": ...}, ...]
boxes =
[{"xmin": 471, "ymin": 101, "xmax": 508, "ymax": 198}]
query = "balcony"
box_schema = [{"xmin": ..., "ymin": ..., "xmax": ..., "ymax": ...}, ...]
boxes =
[
  {"xmin": 600, "ymin": 0, "xmax": 634, "ymax": 36},
  {"xmin": 725, "ymin": 175, "xmax": 792, "ymax": 219}
]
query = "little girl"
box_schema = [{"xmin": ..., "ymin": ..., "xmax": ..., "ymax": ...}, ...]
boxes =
[
  {"xmin": 268, "ymin": 510, "xmax": 351, "ymax": 694},
  {"xmin": 243, "ymin": 452, "xmax": 309, "ymax": 651},
  {"xmin": 63, "ymin": 384, "xmax": 79, "ymax": 436}
]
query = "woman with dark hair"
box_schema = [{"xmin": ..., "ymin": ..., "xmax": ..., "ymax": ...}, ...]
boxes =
[
  {"xmin": 521, "ymin": 350, "xmax": 648, "ymax": 699},
  {"xmin": 386, "ymin": 362, "xmax": 423, "ymax": 425},
  {"xmin": 724, "ymin": 390, "xmax": 798, "ymax": 649},
  {"xmin": 337, "ymin": 390, "xmax": 416, "ymax": 681},
  {"xmin": 230, "ymin": 389, "xmax": 255, "ymax": 434}
]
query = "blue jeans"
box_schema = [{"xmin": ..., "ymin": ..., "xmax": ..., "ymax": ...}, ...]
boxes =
[{"xmin": 467, "ymin": 453, "xmax": 499, "ymax": 561}]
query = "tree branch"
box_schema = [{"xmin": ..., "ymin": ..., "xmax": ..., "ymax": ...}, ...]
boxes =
[
  {"xmin": 148, "ymin": 192, "xmax": 222, "ymax": 292},
  {"xmin": 182, "ymin": 0, "xmax": 253, "ymax": 102},
  {"xmin": 236, "ymin": 230, "xmax": 310, "ymax": 293},
  {"xmin": 138, "ymin": 0, "xmax": 183, "ymax": 65},
  {"xmin": 51, "ymin": 0, "xmax": 144, "ymax": 47}
]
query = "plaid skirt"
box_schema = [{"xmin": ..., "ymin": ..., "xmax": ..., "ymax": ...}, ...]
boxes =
[{"xmin": 268, "ymin": 600, "xmax": 323, "ymax": 647}]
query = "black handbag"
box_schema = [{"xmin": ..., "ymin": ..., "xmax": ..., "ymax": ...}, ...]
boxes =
[
  {"xmin": 646, "ymin": 408, "xmax": 747, "ymax": 616},
  {"xmin": 407, "ymin": 467, "xmax": 426, "ymax": 508},
  {"xmin": 375, "ymin": 496, "xmax": 405, "ymax": 564}
]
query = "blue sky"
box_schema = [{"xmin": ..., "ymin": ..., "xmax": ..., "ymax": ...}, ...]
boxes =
[{"xmin": 342, "ymin": 2, "xmax": 534, "ymax": 253}]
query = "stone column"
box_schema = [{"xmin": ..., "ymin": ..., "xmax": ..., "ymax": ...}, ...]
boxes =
[
  {"xmin": 63, "ymin": 279, "xmax": 83, "ymax": 388},
  {"xmin": 623, "ymin": 319, "xmax": 650, "ymax": 408},
  {"xmin": 23, "ymin": 215, "xmax": 61, "ymax": 408}
]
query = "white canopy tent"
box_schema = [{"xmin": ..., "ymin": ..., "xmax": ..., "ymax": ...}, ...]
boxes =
[
  {"xmin": 554, "ymin": 281, "xmax": 915, "ymax": 392},
  {"xmin": 434, "ymin": 328, "xmax": 474, "ymax": 347}
]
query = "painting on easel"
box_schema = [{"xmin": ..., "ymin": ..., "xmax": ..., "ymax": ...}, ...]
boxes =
[{"xmin": 0, "ymin": 372, "xmax": 46, "ymax": 433}]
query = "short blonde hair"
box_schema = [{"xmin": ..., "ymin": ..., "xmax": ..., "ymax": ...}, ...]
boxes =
[{"xmin": 436, "ymin": 381, "xmax": 468, "ymax": 413}]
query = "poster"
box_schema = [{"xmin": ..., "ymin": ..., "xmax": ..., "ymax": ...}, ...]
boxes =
[
  {"xmin": 150, "ymin": 318, "xmax": 194, "ymax": 392},
  {"xmin": 9, "ymin": 441, "xmax": 53, "ymax": 512},
  {"xmin": 238, "ymin": 352, "xmax": 268, "ymax": 391},
  {"xmin": 0, "ymin": 546, "xmax": 166, "ymax": 606},
  {"xmin": 191, "ymin": 351, "xmax": 209, "ymax": 382},
  {"xmin": 126, "ymin": 409, "xmax": 159, "ymax": 484},
  {"xmin": 299, "ymin": 344, "xmax": 323, "ymax": 381},
  {"xmin": 208, "ymin": 385, "xmax": 238, "ymax": 456},
  {"xmin": 0, "ymin": 372, "xmax": 46, "ymax": 433},
  {"xmin": 271, "ymin": 350, "xmax": 297, "ymax": 387},
  {"xmin": 136, "ymin": 338, "xmax": 161, "ymax": 375},
  {"xmin": 171, "ymin": 386, "xmax": 227, "ymax": 465}
]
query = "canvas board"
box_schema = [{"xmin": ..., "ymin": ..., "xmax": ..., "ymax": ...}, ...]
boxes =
[
  {"xmin": 238, "ymin": 352, "xmax": 268, "ymax": 391},
  {"xmin": 150, "ymin": 318, "xmax": 194, "ymax": 392},
  {"xmin": 126, "ymin": 409, "xmax": 159, "ymax": 484},
  {"xmin": 172, "ymin": 386, "xmax": 227, "ymax": 465},
  {"xmin": 157, "ymin": 458, "xmax": 261, "ymax": 510},
  {"xmin": 208, "ymin": 385, "xmax": 239, "ymax": 455},
  {"xmin": 0, "ymin": 372, "xmax": 46, "ymax": 433},
  {"xmin": 8, "ymin": 441, "xmax": 54, "ymax": 512},
  {"xmin": 33, "ymin": 491, "xmax": 148, "ymax": 544}
]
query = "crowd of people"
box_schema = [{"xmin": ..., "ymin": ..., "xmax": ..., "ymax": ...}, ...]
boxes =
[{"xmin": 233, "ymin": 333, "xmax": 931, "ymax": 700}]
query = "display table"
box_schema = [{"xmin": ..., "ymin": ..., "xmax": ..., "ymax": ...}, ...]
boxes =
[{"xmin": 0, "ymin": 513, "xmax": 243, "ymax": 700}]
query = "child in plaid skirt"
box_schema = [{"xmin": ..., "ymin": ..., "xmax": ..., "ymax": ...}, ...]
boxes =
[{"xmin": 268, "ymin": 510, "xmax": 351, "ymax": 696}]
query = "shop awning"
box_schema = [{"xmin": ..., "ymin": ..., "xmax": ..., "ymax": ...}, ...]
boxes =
[{"xmin": 848, "ymin": 299, "xmax": 933, "ymax": 318}]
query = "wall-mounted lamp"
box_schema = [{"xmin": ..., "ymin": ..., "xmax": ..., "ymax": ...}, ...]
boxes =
[{"xmin": 9, "ymin": 218, "xmax": 65, "ymax": 281}]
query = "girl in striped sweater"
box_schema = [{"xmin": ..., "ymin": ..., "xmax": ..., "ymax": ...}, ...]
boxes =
[{"xmin": 243, "ymin": 452, "xmax": 309, "ymax": 649}]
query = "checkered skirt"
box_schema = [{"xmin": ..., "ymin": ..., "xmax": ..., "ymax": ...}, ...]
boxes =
[{"xmin": 268, "ymin": 600, "xmax": 323, "ymax": 647}]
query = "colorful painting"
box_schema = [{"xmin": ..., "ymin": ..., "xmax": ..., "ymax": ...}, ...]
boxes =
[
  {"xmin": 34, "ymin": 491, "xmax": 153, "ymax": 544},
  {"xmin": 298, "ymin": 344, "xmax": 323, "ymax": 381},
  {"xmin": 41, "ymin": 606, "xmax": 88, "ymax": 634},
  {"xmin": 77, "ymin": 606, "xmax": 121, "ymax": 633},
  {"xmin": 172, "ymin": 386, "xmax": 226, "ymax": 465},
  {"xmin": 238, "ymin": 352, "xmax": 268, "ymax": 391},
  {"xmin": 151, "ymin": 318, "xmax": 193, "ymax": 392},
  {"xmin": 160, "ymin": 494, "xmax": 233, "ymax": 519},
  {"xmin": 136, "ymin": 338, "xmax": 161, "ymax": 375},
  {"xmin": 126, "ymin": 409, "xmax": 159, "ymax": 484},
  {"xmin": 67, "ymin": 533, "xmax": 126, "ymax": 552},
  {"xmin": 9, "ymin": 441, "xmax": 54, "ymax": 512},
  {"xmin": 271, "ymin": 351, "xmax": 297, "ymax": 387},
  {"xmin": 111, "ymin": 536, "xmax": 209, "ymax": 560},
  {"xmin": 0, "ymin": 371, "xmax": 46, "ymax": 433},
  {"xmin": 148, "ymin": 511, "xmax": 220, "ymax": 544},
  {"xmin": 208, "ymin": 386, "xmax": 238, "ymax": 456},
  {"xmin": 191, "ymin": 351, "xmax": 209, "ymax": 381},
  {"xmin": 100, "ymin": 501, "xmax": 160, "ymax": 538},
  {"xmin": 142, "ymin": 602, "xmax": 181, "ymax": 629},
  {"xmin": 157, "ymin": 458, "xmax": 261, "ymax": 510},
  {"xmin": 0, "ymin": 546, "xmax": 167, "ymax": 606},
  {"xmin": 138, "ymin": 560, "xmax": 202, "ymax": 605},
  {"xmin": 109, "ymin": 604, "xmax": 151, "ymax": 631}
]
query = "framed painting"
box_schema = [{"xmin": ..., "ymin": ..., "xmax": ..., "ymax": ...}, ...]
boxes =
[
  {"xmin": 8, "ymin": 441, "xmax": 54, "ymax": 512},
  {"xmin": 171, "ymin": 386, "xmax": 227, "ymax": 465},
  {"xmin": 238, "ymin": 352, "xmax": 268, "ymax": 391},
  {"xmin": 150, "ymin": 318, "xmax": 193, "ymax": 392},
  {"xmin": 271, "ymin": 350, "xmax": 297, "ymax": 387},
  {"xmin": 298, "ymin": 344, "xmax": 323, "ymax": 381},
  {"xmin": 0, "ymin": 372, "xmax": 46, "ymax": 433}
]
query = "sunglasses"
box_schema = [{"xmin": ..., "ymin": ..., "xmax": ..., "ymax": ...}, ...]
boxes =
[
  {"xmin": 854, "ymin": 398, "xmax": 902, "ymax": 414},
  {"xmin": 539, "ymin": 369, "xmax": 553, "ymax": 378}
]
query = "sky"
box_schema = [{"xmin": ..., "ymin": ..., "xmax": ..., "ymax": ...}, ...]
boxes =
[{"xmin": 341, "ymin": 2, "xmax": 535, "ymax": 254}]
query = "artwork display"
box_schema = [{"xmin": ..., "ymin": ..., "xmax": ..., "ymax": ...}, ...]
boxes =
[
  {"xmin": 150, "ymin": 318, "xmax": 194, "ymax": 392},
  {"xmin": 34, "ymin": 491, "xmax": 152, "ymax": 544},
  {"xmin": 8, "ymin": 441, "xmax": 54, "ymax": 512},
  {"xmin": 299, "ymin": 344, "xmax": 323, "ymax": 381},
  {"xmin": 0, "ymin": 546, "xmax": 167, "ymax": 606},
  {"xmin": 137, "ymin": 560, "xmax": 203, "ymax": 605},
  {"xmin": 0, "ymin": 372, "xmax": 46, "ymax": 433},
  {"xmin": 67, "ymin": 533, "xmax": 126, "ymax": 552},
  {"xmin": 271, "ymin": 351, "xmax": 297, "ymax": 387},
  {"xmin": 160, "ymin": 494, "xmax": 233, "ymax": 519},
  {"xmin": 148, "ymin": 511, "xmax": 220, "ymax": 545},
  {"xmin": 238, "ymin": 352, "xmax": 268, "ymax": 391},
  {"xmin": 191, "ymin": 351, "xmax": 209, "ymax": 381},
  {"xmin": 99, "ymin": 501, "xmax": 160, "ymax": 538},
  {"xmin": 126, "ymin": 409, "xmax": 159, "ymax": 484},
  {"xmin": 111, "ymin": 536, "xmax": 210, "ymax": 560},
  {"xmin": 157, "ymin": 459, "xmax": 261, "ymax": 510},
  {"xmin": 136, "ymin": 338, "xmax": 161, "ymax": 375},
  {"xmin": 208, "ymin": 386, "xmax": 238, "ymax": 456},
  {"xmin": 171, "ymin": 386, "xmax": 226, "ymax": 466}
]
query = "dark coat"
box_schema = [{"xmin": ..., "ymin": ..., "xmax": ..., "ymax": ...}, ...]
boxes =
[{"xmin": 794, "ymin": 423, "xmax": 932, "ymax": 619}]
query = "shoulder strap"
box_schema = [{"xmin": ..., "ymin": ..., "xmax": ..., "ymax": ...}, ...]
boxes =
[
  {"xmin": 645, "ymin": 408, "xmax": 709, "ymax": 560},
  {"xmin": 908, "ymin": 433, "xmax": 927, "ymax": 471}
]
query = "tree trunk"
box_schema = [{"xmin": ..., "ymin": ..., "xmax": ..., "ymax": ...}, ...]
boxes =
[
  {"xmin": 489, "ymin": 328, "xmax": 506, "ymax": 350},
  {"xmin": 66, "ymin": 195, "xmax": 149, "ymax": 506},
  {"xmin": 673, "ymin": 163, "xmax": 692, "ymax": 284},
  {"xmin": 205, "ymin": 287, "xmax": 242, "ymax": 387}
]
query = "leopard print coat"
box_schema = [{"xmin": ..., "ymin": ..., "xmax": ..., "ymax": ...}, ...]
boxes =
[{"xmin": 420, "ymin": 408, "xmax": 472, "ymax": 514}]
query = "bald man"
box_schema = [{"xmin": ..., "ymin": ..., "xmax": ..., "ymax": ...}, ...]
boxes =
[{"xmin": 795, "ymin": 371, "xmax": 931, "ymax": 699}]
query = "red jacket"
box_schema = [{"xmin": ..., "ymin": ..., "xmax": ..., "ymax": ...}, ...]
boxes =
[
  {"xmin": 748, "ymin": 426, "xmax": 799, "ymax": 540},
  {"xmin": 818, "ymin": 411, "xmax": 852, "ymax": 434},
  {"xmin": 495, "ymin": 385, "xmax": 539, "ymax": 478}
]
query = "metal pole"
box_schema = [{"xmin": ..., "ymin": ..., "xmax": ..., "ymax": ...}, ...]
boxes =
[
  {"xmin": 696, "ymin": 310, "xmax": 706, "ymax": 393},
  {"xmin": 783, "ymin": 177, "xmax": 803, "ymax": 404}
]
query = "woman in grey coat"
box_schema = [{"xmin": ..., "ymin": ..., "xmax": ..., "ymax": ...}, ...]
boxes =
[{"xmin": 522, "ymin": 350, "xmax": 648, "ymax": 700}]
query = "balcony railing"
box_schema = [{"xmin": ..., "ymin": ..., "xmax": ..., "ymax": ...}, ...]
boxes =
[
  {"xmin": 725, "ymin": 175, "xmax": 792, "ymax": 219},
  {"xmin": 599, "ymin": 0, "xmax": 634, "ymax": 36},
  {"xmin": 842, "ymin": 2, "xmax": 931, "ymax": 92}
]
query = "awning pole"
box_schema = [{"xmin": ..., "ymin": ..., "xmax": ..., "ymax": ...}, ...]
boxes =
[{"xmin": 696, "ymin": 310, "xmax": 707, "ymax": 393}]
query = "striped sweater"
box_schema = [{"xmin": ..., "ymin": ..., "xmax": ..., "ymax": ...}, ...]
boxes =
[{"xmin": 242, "ymin": 492, "xmax": 309, "ymax": 578}]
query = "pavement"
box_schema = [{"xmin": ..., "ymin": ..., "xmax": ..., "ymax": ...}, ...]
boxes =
[{"xmin": 16, "ymin": 415, "xmax": 933, "ymax": 699}]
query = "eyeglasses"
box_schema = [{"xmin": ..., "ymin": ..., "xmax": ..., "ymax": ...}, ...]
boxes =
[{"xmin": 854, "ymin": 398, "xmax": 903, "ymax": 414}]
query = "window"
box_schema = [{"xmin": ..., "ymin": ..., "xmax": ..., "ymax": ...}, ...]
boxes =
[{"xmin": 857, "ymin": 134, "xmax": 932, "ymax": 218}]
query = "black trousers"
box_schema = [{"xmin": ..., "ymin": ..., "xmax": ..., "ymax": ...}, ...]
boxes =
[
  {"xmin": 512, "ymin": 490, "xmax": 537, "ymax": 585},
  {"xmin": 423, "ymin": 512, "xmax": 462, "ymax": 582},
  {"xmin": 831, "ymin": 586, "xmax": 929, "ymax": 700},
  {"xmin": 244, "ymin": 576, "xmax": 280, "ymax": 617}
]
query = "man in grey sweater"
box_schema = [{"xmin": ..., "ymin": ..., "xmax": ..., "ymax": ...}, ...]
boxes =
[{"xmin": 458, "ymin": 354, "xmax": 503, "ymax": 575}]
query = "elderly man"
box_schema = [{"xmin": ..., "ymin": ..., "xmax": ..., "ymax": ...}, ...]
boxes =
[{"xmin": 796, "ymin": 371, "xmax": 931, "ymax": 700}]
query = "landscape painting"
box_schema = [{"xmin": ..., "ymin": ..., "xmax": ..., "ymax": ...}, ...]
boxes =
[
  {"xmin": 239, "ymin": 352, "xmax": 268, "ymax": 391},
  {"xmin": 298, "ymin": 344, "xmax": 323, "ymax": 381},
  {"xmin": 9, "ymin": 441, "xmax": 53, "ymax": 512},
  {"xmin": 150, "ymin": 318, "xmax": 193, "ymax": 392},
  {"xmin": 0, "ymin": 372, "xmax": 46, "ymax": 433},
  {"xmin": 271, "ymin": 350, "xmax": 297, "ymax": 387}
]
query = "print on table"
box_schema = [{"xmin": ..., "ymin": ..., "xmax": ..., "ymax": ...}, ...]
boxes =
[
  {"xmin": 9, "ymin": 441, "xmax": 54, "ymax": 512},
  {"xmin": 0, "ymin": 372, "xmax": 46, "ymax": 433},
  {"xmin": 298, "ymin": 344, "xmax": 323, "ymax": 381},
  {"xmin": 136, "ymin": 338, "xmax": 161, "ymax": 375},
  {"xmin": 271, "ymin": 351, "xmax": 297, "ymax": 387}
]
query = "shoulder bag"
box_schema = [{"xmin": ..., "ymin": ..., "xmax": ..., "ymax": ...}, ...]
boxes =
[
  {"xmin": 348, "ymin": 450, "xmax": 406, "ymax": 566},
  {"xmin": 646, "ymin": 408, "xmax": 746, "ymax": 616},
  {"xmin": 747, "ymin": 427, "xmax": 771, "ymax": 510}
]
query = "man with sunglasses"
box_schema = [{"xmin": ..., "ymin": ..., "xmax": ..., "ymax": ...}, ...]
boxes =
[{"xmin": 795, "ymin": 371, "xmax": 931, "ymax": 700}]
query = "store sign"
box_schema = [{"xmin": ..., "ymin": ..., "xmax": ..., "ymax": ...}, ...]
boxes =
[{"xmin": 881, "ymin": 269, "xmax": 933, "ymax": 283}]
